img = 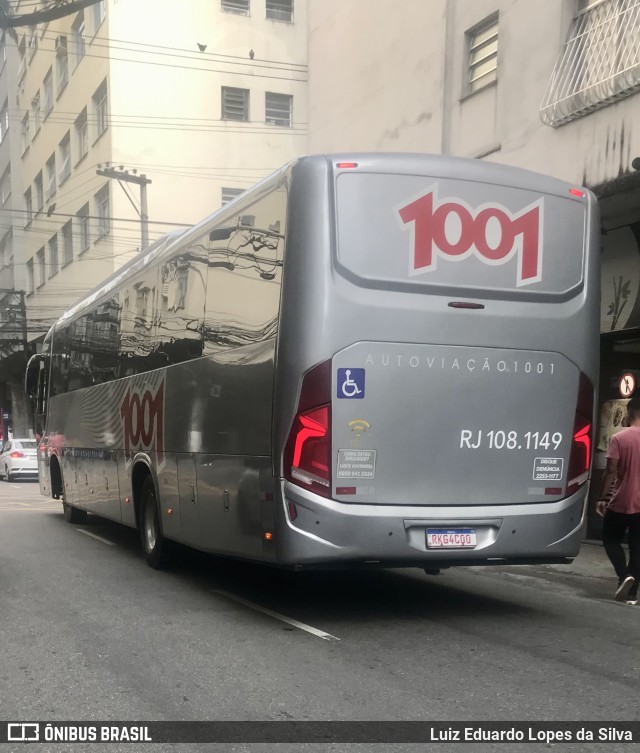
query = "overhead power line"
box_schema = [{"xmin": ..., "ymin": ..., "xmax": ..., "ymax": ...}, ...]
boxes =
[
  {"xmin": 34, "ymin": 29, "xmax": 308, "ymax": 73},
  {"xmin": 29, "ymin": 40, "xmax": 308, "ymax": 83}
]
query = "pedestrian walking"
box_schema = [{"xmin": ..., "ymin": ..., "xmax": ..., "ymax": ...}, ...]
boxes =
[{"xmin": 596, "ymin": 395, "xmax": 640, "ymax": 605}]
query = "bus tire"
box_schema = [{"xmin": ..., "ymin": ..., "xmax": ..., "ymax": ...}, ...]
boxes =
[
  {"xmin": 63, "ymin": 501, "xmax": 87, "ymax": 524},
  {"xmin": 140, "ymin": 475, "xmax": 171, "ymax": 569}
]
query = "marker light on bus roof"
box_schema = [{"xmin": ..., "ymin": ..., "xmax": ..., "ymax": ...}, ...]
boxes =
[
  {"xmin": 336, "ymin": 162, "xmax": 358, "ymax": 169},
  {"xmin": 569, "ymin": 188, "xmax": 585, "ymax": 197}
]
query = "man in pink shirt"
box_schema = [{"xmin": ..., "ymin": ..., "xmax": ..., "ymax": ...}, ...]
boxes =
[{"xmin": 597, "ymin": 395, "xmax": 640, "ymax": 605}]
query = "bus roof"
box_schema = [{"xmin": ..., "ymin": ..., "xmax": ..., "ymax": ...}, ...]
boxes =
[{"xmin": 54, "ymin": 153, "xmax": 587, "ymax": 328}]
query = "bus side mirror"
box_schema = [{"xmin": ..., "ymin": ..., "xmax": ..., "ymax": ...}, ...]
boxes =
[{"xmin": 25, "ymin": 354, "xmax": 43, "ymax": 401}]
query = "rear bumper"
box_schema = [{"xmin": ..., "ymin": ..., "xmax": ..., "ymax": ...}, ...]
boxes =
[
  {"xmin": 7, "ymin": 464, "xmax": 38, "ymax": 477},
  {"xmin": 276, "ymin": 480, "xmax": 588, "ymax": 568}
]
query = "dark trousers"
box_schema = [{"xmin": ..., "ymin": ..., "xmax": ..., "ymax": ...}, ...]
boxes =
[{"xmin": 602, "ymin": 510, "xmax": 640, "ymax": 592}]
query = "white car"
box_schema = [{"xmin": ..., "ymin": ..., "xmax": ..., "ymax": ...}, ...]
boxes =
[{"xmin": 0, "ymin": 439, "xmax": 38, "ymax": 481}]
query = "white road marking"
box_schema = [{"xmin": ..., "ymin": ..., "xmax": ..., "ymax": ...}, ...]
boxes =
[
  {"xmin": 76, "ymin": 529, "xmax": 115, "ymax": 546},
  {"xmin": 0, "ymin": 507, "xmax": 60, "ymax": 512},
  {"xmin": 212, "ymin": 589, "xmax": 340, "ymax": 641}
]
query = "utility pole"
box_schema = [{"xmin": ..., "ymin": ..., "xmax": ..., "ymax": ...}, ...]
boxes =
[{"xmin": 96, "ymin": 167, "xmax": 152, "ymax": 250}]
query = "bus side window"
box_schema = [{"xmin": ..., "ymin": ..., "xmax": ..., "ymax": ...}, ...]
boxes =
[
  {"xmin": 204, "ymin": 185, "xmax": 287, "ymax": 354},
  {"xmin": 68, "ymin": 315, "xmax": 93, "ymax": 391},
  {"xmin": 119, "ymin": 267, "xmax": 162, "ymax": 376},
  {"xmin": 90, "ymin": 298, "xmax": 120, "ymax": 384},
  {"xmin": 156, "ymin": 236, "xmax": 207, "ymax": 366},
  {"xmin": 50, "ymin": 325, "xmax": 70, "ymax": 397},
  {"xmin": 36, "ymin": 360, "xmax": 48, "ymax": 417}
]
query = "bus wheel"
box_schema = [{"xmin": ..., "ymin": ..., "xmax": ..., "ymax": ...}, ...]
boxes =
[
  {"xmin": 55, "ymin": 464, "xmax": 87, "ymax": 523},
  {"xmin": 140, "ymin": 476, "xmax": 171, "ymax": 569},
  {"xmin": 63, "ymin": 501, "xmax": 87, "ymax": 524}
]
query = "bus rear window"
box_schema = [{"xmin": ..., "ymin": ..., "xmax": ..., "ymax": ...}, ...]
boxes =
[{"xmin": 335, "ymin": 173, "xmax": 586, "ymax": 297}]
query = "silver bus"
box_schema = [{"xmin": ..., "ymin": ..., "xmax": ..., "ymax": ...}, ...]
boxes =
[{"xmin": 25, "ymin": 154, "xmax": 600, "ymax": 570}]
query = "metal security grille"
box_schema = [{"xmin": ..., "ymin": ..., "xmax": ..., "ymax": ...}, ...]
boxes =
[
  {"xmin": 265, "ymin": 92, "xmax": 292, "ymax": 126},
  {"xmin": 221, "ymin": 0, "xmax": 249, "ymax": 15},
  {"xmin": 468, "ymin": 18, "xmax": 498, "ymax": 93},
  {"xmin": 540, "ymin": 0, "xmax": 640, "ymax": 126},
  {"xmin": 222, "ymin": 87, "xmax": 249, "ymax": 121},
  {"xmin": 266, "ymin": 0, "xmax": 293, "ymax": 21}
]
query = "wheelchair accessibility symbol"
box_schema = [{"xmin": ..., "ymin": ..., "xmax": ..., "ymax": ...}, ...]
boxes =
[{"xmin": 337, "ymin": 368, "xmax": 365, "ymax": 399}]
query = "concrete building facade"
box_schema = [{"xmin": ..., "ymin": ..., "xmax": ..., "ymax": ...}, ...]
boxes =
[
  {"xmin": 0, "ymin": 21, "xmax": 28, "ymax": 438},
  {"xmin": 4, "ymin": 0, "xmax": 307, "ymax": 434},
  {"xmin": 307, "ymin": 0, "xmax": 640, "ymax": 527}
]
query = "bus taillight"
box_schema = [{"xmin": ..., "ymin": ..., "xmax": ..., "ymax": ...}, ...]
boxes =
[
  {"xmin": 285, "ymin": 360, "xmax": 332, "ymax": 497},
  {"xmin": 286, "ymin": 406, "xmax": 331, "ymax": 495},
  {"xmin": 566, "ymin": 372, "xmax": 594, "ymax": 497}
]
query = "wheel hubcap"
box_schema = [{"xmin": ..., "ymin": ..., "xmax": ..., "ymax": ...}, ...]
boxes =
[{"xmin": 145, "ymin": 500, "xmax": 157, "ymax": 551}]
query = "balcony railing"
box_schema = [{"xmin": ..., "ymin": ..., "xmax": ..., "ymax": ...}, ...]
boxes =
[{"xmin": 540, "ymin": 0, "xmax": 640, "ymax": 126}]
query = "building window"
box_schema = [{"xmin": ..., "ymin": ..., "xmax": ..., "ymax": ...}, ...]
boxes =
[
  {"xmin": 93, "ymin": 79, "xmax": 108, "ymax": 139},
  {"xmin": 95, "ymin": 184, "xmax": 110, "ymax": 238},
  {"xmin": 27, "ymin": 29, "xmax": 37, "ymax": 62},
  {"xmin": 0, "ymin": 167, "xmax": 11, "ymax": 206},
  {"xmin": 221, "ymin": 0, "xmax": 250, "ymax": 15},
  {"xmin": 221, "ymin": 186, "xmax": 245, "ymax": 205},
  {"xmin": 72, "ymin": 11, "xmax": 85, "ymax": 67},
  {"xmin": 62, "ymin": 220, "xmax": 73, "ymax": 265},
  {"xmin": 222, "ymin": 86, "xmax": 249, "ymax": 121},
  {"xmin": 25, "ymin": 187, "xmax": 32, "ymax": 226},
  {"xmin": 34, "ymin": 171, "xmax": 43, "ymax": 213},
  {"xmin": 75, "ymin": 107, "xmax": 88, "ymax": 161},
  {"xmin": 0, "ymin": 231, "xmax": 12, "ymax": 268},
  {"xmin": 56, "ymin": 36, "xmax": 68, "ymax": 92},
  {"xmin": 48, "ymin": 234, "xmax": 58, "ymax": 277},
  {"xmin": 45, "ymin": 153, "xmax": 56, "ymax": 200},
  {"xmin": 0, "ymin": 33, "xmax": 6, "ymax": 66},
  {"xmin": 93, "ymin": 0, "xmax": 105, "ymax": 30},
  {"xmin": 59, "ymin": 132, "xmax": 71, "ymax": 184},
  {"xmin": 21, "ymin": 111, "xmax": 29, "ymax": 154},
  {"xmin": 0, "ymin": 100, "xmax": 7, "ymax": 144},
  {"xmin": 265, "ymin": 92, "xmax": 292, "ymax": 126},
  {"xmin": 466, "ymin": 15, "xmax": 498, "ymax": 94},
  {"xmin": 266, "ymin": 0, "xmax": 293, "ymax": 22},
  {"xmin": 43, "ymin": 68, "xmax": 53, "ymax": 117},
  {"xmin": 76, "ymin": 203, "xmax": 90, "ymax": 251},
  {"xmin": 32, "ymin": 92, "xmax": 41, "ymax": 134},
  {"xmin": 18, "ymin": 36, "xmax": 26, "ymax": 83},
  {"xmin": 26, "ymin": 258, "xmax": 34, "ymax": 293},
  {"xmin": 36, "ymin": 247, "xmax": 45, "ymax": 287}
]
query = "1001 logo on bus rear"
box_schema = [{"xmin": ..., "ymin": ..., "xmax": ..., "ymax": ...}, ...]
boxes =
[
  {"xmin": 397, "ymin": 186, "xmax": 543, "ymax": 287},
  {"xmin": 120, "ymin": 382, "xmax": 164, "ymax": 454}
]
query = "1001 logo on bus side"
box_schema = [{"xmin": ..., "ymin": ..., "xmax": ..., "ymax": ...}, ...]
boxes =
[
  {"xmin": 397, "ymin": 186, "xmax": 543, "ymax": 287},
  {"xmin": 120, "ymin": 382, "xmax": 165, "ymax": 454}
]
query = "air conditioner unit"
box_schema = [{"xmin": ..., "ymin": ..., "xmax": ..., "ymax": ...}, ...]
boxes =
[{"xmin": 55, "ymin": 35, "xmax": 67, "ymax": 57}]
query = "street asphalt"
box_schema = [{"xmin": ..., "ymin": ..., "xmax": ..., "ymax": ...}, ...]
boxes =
[{"xmin": 0, "ymin": 481, "xmax": 637, "ymax": 753}]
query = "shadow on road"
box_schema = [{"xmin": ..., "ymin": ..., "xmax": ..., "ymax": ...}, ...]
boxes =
[{"xmin": 49, "ymin": 510, "xmax": 537, "ymax": 627}]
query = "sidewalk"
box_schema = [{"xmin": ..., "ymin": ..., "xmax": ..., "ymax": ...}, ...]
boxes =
[
  {"xmin": 488, "ymin": 539, "xmax": 626, "ymax": 601},
  {"xmin": 554, "ymin": 539, "xmax": 616, "ymax": 579}
]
